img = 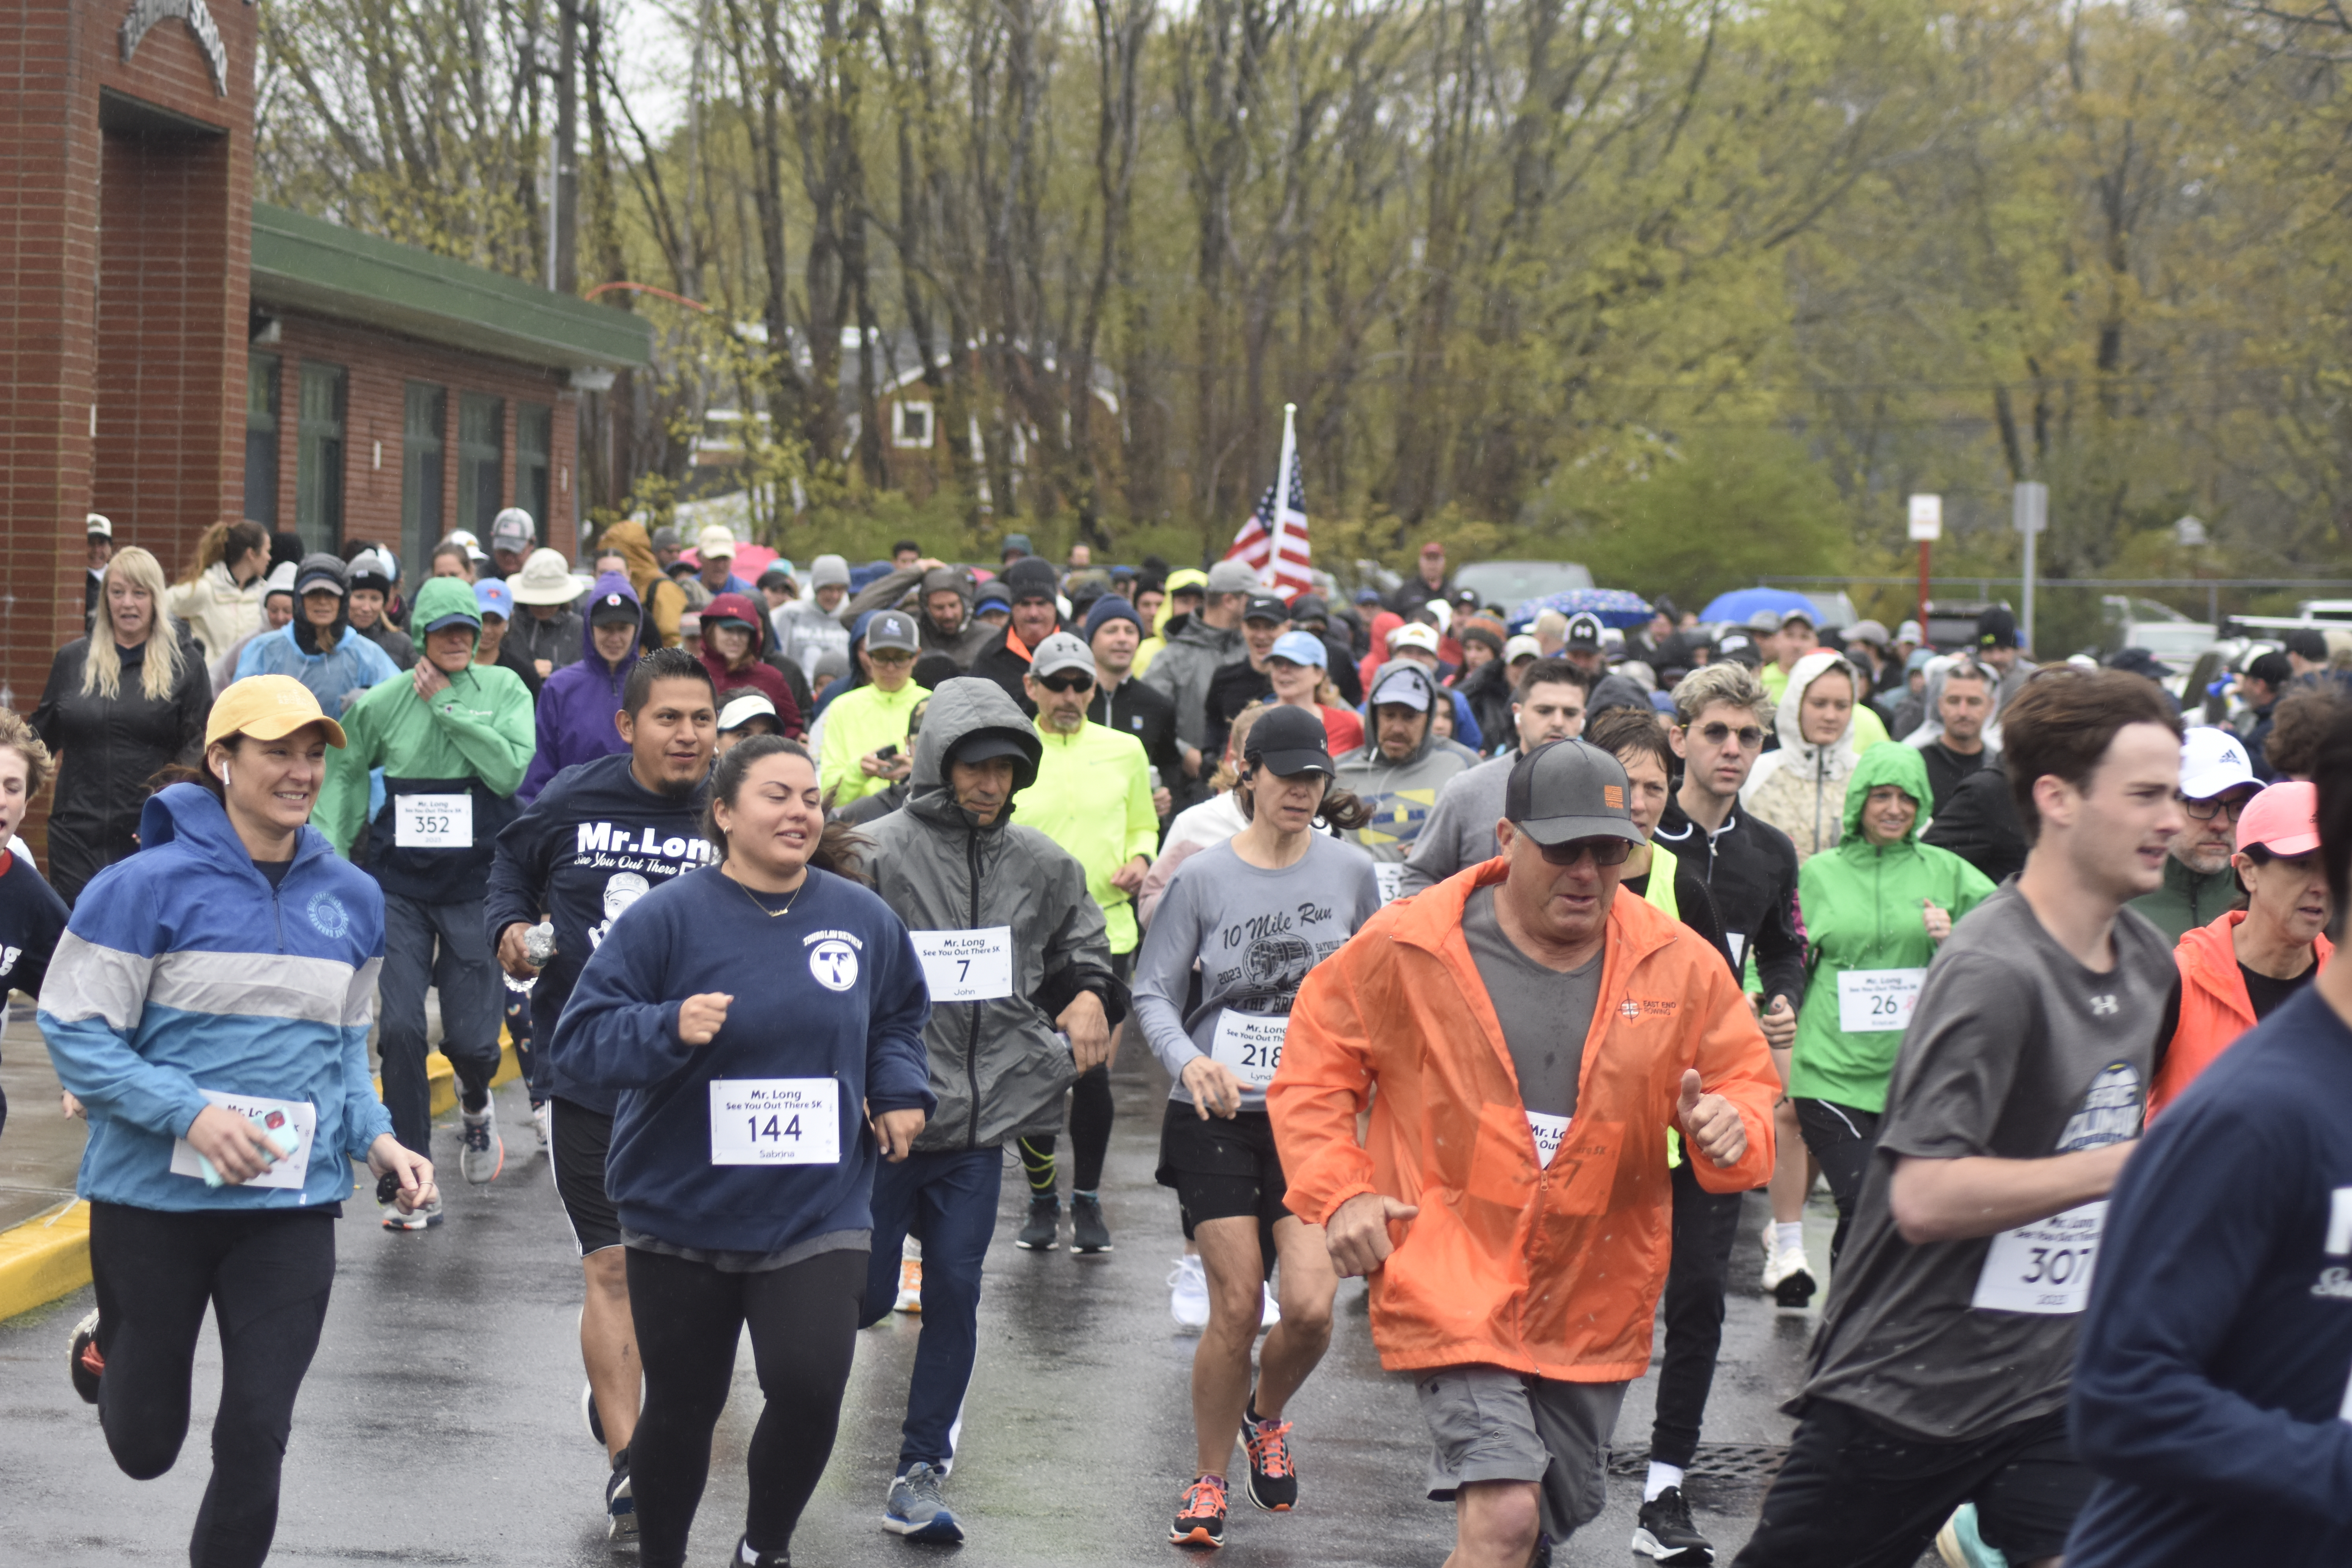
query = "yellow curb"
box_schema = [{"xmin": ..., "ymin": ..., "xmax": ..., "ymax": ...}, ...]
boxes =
[
  {"xmin": 374, "ymin": 1036, "xmax": 523, "ymax": 1118},
  {"xmin": 0, "ymin": 1200, "xmax": 91, "ymax": 1323}
]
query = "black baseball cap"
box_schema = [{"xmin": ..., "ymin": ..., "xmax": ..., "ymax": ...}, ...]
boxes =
[
  {"xmin": 1503, "ymin": 739, "xmax": 1645, "ymax": 848},
  {"xmin": 1243, "ymin": 593, "xmax": 1290, "ymax": 625},
  {"xmin": 1564, "ymin": 612, "xmax": 1605, "ymax": 652},
  {"xmin": 1976, "ymin": 606, "xmax": 2019, "ymax": 650},
  {"xmin": 947, "ymin": 724, "xmax": 1042, "ymax": 791},
  {"xmin": 1244, "ymin": 704, "xmax": 1336, "ymax": 778},
  {"xmin": 588, "ymin": 591, "xmax": 640, "ymax": 627}
]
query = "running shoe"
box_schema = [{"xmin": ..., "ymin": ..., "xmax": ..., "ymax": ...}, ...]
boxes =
[
  {"xmin": 1015, "ymin": 1193, "xmax": 1059, "ymax": 1251},
  {"xmin": 1169, "ymin": 1255, "xmax": 1210, "ymax": 1330},
  {"xmin": 381, "ymin": 1194, "xmax": 445, "ymax": 1230},
  {"xmin": 1761, "ymin": 1242, "xmax": 1815, "ymax": 1309},
  {"xmin": 606, "ymin": 1447, "xmax": 637, "ymax": 1542},
  {"xmin": 67, "ymin": 1309, "xmax": 102, "ymax": 1404},
  {"xmin": 734, "ymin": 1536, "xmax": 792, "ymax": 1566},
  {"xmin": 582, "ymin": 1381, "xmax": 605, "ymax": 1446},
  {"xmin": 1934, "ymin": 1504, "xmax": 2009, "ymax": 1568},
  {"xmin": 1632, "ymin": 1485, "xmax": 1714, "ymax": 1564},
  {"xmin": 1069, "ymin": 1192, "xmax": 1112, "ymax": 1254},
  {"xmin": 882, "ymin": 1461, "xmax": 963, "ymax": 1543},
  {"xmin": 894, "ymin": 1256, "xmax": 924, "ymax": 1314},
  {"xmin": 1169, "ymin": 1473, "xmax": 1228, "ymax": 1548},
  {"xmin": 533, "ymin": 1100, "xmax": 552, "ymax": 1150},
  {"xmin": 460, "ymin": 1103, "xmax": 504, "ymax": 1185},
  {"xmin": 1240, "ymin": 1414, "xmax": 1298, "ymax": 1511}
]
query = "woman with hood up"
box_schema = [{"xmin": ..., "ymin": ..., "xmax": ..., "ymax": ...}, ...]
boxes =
[
  {"xmin": 519, "ymin": 573, "xmax": 646, "ymax": 803},
  {"xmin": 601, "ymin": 520, "xmax": 690, "ymax": 650},
  {"xmin": 695, "ymin": 593, "xmax": 802, "ymax": 737},
  {"xmin": 232, "ymin": 553, "xmax": 401, "ymax": 721},
  {"xmin": 1740, "ymin": 650, "xmax": 1869, "ymax": 865}
]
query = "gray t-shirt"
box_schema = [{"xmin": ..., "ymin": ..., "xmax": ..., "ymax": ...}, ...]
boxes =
[
  {"xmin": 1798, "ymin": 885, "xmax": 2178, "ymax": 1441},
  {"xmin": 1133, "ymin": 834, "xmax": 1384, "ymax": 1111},
  {"xmin": 1461, "ymin": 886, "xmax": 1600, "ymax": 1119}
]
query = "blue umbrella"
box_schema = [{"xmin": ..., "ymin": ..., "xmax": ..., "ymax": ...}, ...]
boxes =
[
  {"xmin": 1697, "ymin": 587, "xmax": 1819, "ymax": 626},
  {"xmin": 1508, "ymin": 587, "xmax": 1652, "ymax": 632}
]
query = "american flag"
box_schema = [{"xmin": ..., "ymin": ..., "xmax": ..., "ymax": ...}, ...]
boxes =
[{"xmin": 1225, "ymin": 403, "xmax": 1312, "ymax": 599}]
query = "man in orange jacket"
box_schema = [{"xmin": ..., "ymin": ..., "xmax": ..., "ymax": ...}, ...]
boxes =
[{"xmin": 1268, "ymin": 739, "xmax": 1780, "ymax": 1566}]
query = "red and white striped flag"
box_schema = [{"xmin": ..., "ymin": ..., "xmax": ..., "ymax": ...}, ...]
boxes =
[{"xmin": 1225, "ymin": 403, "xmax": 1312, "ymax": 599}]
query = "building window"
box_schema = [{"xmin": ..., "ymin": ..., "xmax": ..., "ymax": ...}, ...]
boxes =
[
  {"xmin": 296, "ymin": 361, "xmax": 346, "ymax": 552},
  {"xmin": 403, "ymin": 383, "xmax": 446, "ymax": 572},
  {"xmin": 244, "ymin": 353, "xmax": 279, "ymax": 527},
  {"xmin": 516, "ymin": 403, "xmax": 552, "ymax": 535},
  {"xmin": 893, "ymin": 399, "xmax": 935, "ymax": 448},
  {"xmin": 457, "ymin": 393, "xmax": 505, "ymax": 535}
]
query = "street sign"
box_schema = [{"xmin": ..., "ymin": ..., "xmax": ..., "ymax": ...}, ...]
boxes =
[
  {"xmin": 1907, "ymin": 494, "xmax": 1942, "ymax": 542},
  {"xmin": 2015, "ymin": 483, "xmax": 2049, "ymax": 535}
]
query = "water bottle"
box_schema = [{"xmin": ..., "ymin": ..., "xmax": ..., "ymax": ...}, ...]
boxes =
[{"xmin": 524, "ymin": 920, "xmax": 557, "ymax": 967}]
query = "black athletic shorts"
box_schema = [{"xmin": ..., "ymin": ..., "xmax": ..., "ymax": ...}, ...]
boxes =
[
  {"xmin": 550, "ymin": 1097, "xmax": 621, "ymax": 1256},
  {"xmin": 1156, "ymin": 1101, "xmax": 1292, "ymax": 1273}
]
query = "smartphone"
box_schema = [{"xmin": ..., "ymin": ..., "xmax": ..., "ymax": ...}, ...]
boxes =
[{"xmin": 877, "ymin": 744, "xmax": 900, "ymax": 760}]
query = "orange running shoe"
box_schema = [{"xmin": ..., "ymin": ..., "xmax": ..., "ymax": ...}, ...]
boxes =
[
  {"xmin": 1169, "ymin": 1473, "xmax": 1228, "ymax": 1548},
  {"xmin": 1241, "ymin": 1416, "xmax": 1298, "ymax": 1511}
]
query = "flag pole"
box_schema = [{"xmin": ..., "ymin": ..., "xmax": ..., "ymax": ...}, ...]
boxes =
[{"xmin": 1270, "ymin": 403, "xmax": 1298, "ymax": 592}]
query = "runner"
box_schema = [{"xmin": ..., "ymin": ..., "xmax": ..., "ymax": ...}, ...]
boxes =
[
  {"xmin": 163, "ymin": 519, "xmax": 269, "ymax": 663},
  {"xmin": 519, "ymin": 573, "xmax": 645, "ymax": 801},
  {"xmin": 318, "ymin": 576, "xmax": 537, "ymax": 1216},
  {"xmin": 2064, "ymin": 724, "xmax": 2352, "ymax": 1567},
  {"xmin": 2147, "ymin": 779, "xmax": 2332, "ymax": 1113},
  {"xmin": 1202, "ymin": 593, "xmax": 1289, "ymax": 762},
  {"xmin": 343, "ymin": 547, "xmax": 418, "ymax": 670},
  {"xmin": 1084, "ymin": 595, "xmax": 1184, "ymax": 819},
  {"xmin": 45, "ymin": 675, "xmax": 435, "ymax": 1567},
  {"xmin": 817, "ymin": 609, "xmax": 929, "ymax": 807},
  {"xmin": 486, "ymin": 645, "xmax": 719, "ymax": 1542},
  {"xmin": 2126, "ymin": 725, "xmax": 2258, "ymax": 942},
  {"xmin": 1332, "ymin": 659, "xmax": 1474, "ymax": 876},
  {"xmin": 1788, "ymin": 744, "xmax": 1994, "ymax": 1265},
  {"xmin": 860, "ymin": 678, "xmax": 1120, "ymax": 1543},
  {"xmin": 543, "ymin": 735, "xmax": 932, "ymax": 1568},
  {"xmin": 1261, "ymin": 629, "xmax": 1365, "ymax": 755},
  {"xmin": 1732, "ymin": 667, "xmax": 2184, "ymax": 1568},
  {"xmin": 1905, "ymin": 661, "xmax": 1996, "ymax": 814},
  {"xmin": 0, "ymin": 711, "xmax": 69, "ymax": 1140},
  {"xmin": 1398, "ymin": 659, "xmax": 1592, "ymax": 895},
  {"xmin": 1270, "ymin": 737, "xmax": 1780, "ymax": 1566},
  {"xmin": 232, "ymin": 552, "xmax": 401, "ymax": 718},
  {"xmin": 1740, "ymin": 650, "xmax": 1865, "ymax": 864},
  {"xmin": 1143, "ymin": 560, "xmax": 1255, "ymax": 786},
  {"xmin": 1138, "ymin": 705, "xmax": 1381, "ymax": 1548}
]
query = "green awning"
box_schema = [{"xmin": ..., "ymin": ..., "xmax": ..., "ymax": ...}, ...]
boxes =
[{"xmin": 249, "ymin": 204, "xmax": 652, "ymax": 373}]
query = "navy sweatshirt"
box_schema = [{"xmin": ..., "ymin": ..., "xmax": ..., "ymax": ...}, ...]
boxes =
[
  {"xmin": 484, "ymin": 753, "xmax": 713, "ymax": 1115},
  {"xmin": 545, "ymin": 864, "xmax": 933, "ymax": 1255},
  {"xmin": 2067, "ymin": 986, "xmax": 2352, "ymax": 1567}
]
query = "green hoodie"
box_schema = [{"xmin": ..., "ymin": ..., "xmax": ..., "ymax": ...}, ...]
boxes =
[
  {"xmin": 1788, "ymin": 742, "xmax": 1996, "ymax": 1111},
  {"xmin": 318, "ymin": 576, "xmax": 539, "ymax": 861}
]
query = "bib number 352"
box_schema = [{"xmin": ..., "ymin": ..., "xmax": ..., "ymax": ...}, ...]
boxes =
[
  {"xmin": 708, "ymin": 1078, "xmax": 841, "ymax": 1166},
  {"xmin": 1971, "ymin": 1201, "xmax": 2105, "ymax": 1314}
]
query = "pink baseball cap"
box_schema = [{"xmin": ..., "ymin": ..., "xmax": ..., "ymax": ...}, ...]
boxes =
[{"xmin": 2237, "ymin": 780, "xmax": 2321, "ymax": 858}]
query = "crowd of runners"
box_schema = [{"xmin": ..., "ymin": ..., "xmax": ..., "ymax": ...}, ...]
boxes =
[{"xmin": 9, "ymin": 514, "xmax": 2352, "ymax": 1567}]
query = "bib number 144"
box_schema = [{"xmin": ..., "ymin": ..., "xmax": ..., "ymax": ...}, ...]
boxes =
[{"xmin": 708, "ymin": 1078, "xmax": 841, "ymax": 1166}]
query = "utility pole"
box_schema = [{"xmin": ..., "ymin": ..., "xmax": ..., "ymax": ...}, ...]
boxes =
[
  {"xmin": 2015, "ymin": 482, "xmax": 2048, "ymax": 656},
  {"xmin": 1908, "ymin": 494, "xmax": 1942, "ymax": 636},
  {"xmin": 555, "ymin": 0, "xmax": 579, "ymax": 296}
]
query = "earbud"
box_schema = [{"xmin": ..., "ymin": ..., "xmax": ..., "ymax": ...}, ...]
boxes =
[{"xmin": 220, "ymin": 765, "xmax": 231, "ymax": 791}]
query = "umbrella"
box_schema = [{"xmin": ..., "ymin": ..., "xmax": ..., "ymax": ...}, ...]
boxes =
[
  {"xmin": 1509, "ymin": 587, "xmax": 1653, "ymax": 632},
  {"xmin": 1697, "ymin": 587, "xmax": 1819, "ymax": 626},
  {"xmin": 679, "ymin": 542, "xmax": 780, "ymax": 580}
]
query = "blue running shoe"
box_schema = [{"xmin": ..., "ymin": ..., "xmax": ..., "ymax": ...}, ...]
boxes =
[{"xmin": 884, "ymin": 1461, "xmax": 964, "ymax": 1543}]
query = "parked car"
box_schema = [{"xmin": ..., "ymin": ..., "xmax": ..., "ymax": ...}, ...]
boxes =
[
  {"xmin": 2101, "ymin": 594, "xmax": 2218, "ymax": 668},
  {"xmin": 1451, "ymin": 559, "xmax": 1593, "ymax": 614}
]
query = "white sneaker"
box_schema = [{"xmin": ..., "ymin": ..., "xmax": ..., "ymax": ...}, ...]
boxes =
[
  {"xmin": 895, "ymin": 1256, "xmax": 924, "ymax": 1314},
  {"xmin": 459, "ymin": 1103, "xmax": 504, "ymax": 1185},
  {"xmin": 1260, "ymin": 1283, "xmax": 1282, "ymax": 1332},
  {"xmin": 1762, "ymin": 1243, "xmax": 1817, "ymax": 1309},
  {"xmin": 1168, "ymin": 1255, "xmax": 1209, "ymax": 1330},
  {"xmin": 533, "ymin": 1101, "xmax": 552, "ymax": 1150}
]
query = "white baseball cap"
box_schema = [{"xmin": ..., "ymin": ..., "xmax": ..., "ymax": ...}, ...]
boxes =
[
  {"xmin": 2178, "ymin": 726, "xmax": 2258, "ymax": 800},
  {"xmin": 697, "ymin": 525, "xmax": 737, "ymax": 559},
  {"xmin": 1387, "ymin": 622, "xmax": 1441, "ymax": 655}
]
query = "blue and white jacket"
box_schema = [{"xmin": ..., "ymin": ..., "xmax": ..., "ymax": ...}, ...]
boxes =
[{"xmin": 40, "ymin": 783, "xmax": 394, "ymax": 1212}]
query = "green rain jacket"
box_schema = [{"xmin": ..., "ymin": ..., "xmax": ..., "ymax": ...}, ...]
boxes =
[{"xmin": 1788, "ymin": 743, "xmax": 1995, "ymax": 1112}]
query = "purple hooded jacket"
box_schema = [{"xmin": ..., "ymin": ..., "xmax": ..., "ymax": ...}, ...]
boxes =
[{"xmin": 518, "ymin": 573, "xmax": 643, "ymax": 802}]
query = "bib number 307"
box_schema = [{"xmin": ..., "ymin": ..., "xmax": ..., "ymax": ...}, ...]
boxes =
[
  {"xmin": 708, "ymin": 1078, "xmax": 841, "ymax": 1166},
  {"xmin": 1971, "ymin": 1201, "xmax": 2105, "ymax": 1314}
]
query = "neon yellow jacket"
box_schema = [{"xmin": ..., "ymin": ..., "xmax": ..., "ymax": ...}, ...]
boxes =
[
  {"xmin": 1011, "ymin": 720, "xmax": 1157, "ymax": 953},
  {"xmin": 819, "ymin": 681, "xmax": 931, "ymax": 804}
]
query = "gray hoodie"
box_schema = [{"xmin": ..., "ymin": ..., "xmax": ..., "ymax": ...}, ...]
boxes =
[
  {"xmin": 860, "ymin": 677, "xmax": 1117, "ymax": 1152},
  {"xmin": 1334, "ymin": 659, "xmax": 1473, "ymax": 863},
  {"xmin": 1141, "ymin": 613, "xmax": 1244, "ymax": 753}
]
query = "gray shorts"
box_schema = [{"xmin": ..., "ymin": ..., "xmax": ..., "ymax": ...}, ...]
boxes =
[{"xmin": 1417, "ymin": 1365, "xmax": 1628, "ymax": 1544}]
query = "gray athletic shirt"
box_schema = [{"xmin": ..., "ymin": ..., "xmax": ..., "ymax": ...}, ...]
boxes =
[
  {"xmin": 1132, "ymin": 835, "xmax": 1383, "ymax": 1110},
  {"xmin": 1462, "ymin": 886, "xmax": 1601, "ymax": 1119},
  {"xmin": 1797, "ymin": 885, "xmax": 2178, "ymax": 1441}
]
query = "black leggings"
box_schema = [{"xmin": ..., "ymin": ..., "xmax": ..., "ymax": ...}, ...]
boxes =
[
  {"xmin": 87, "ymin": 1201, "xmax": 336, "ymax": 1568},
  {"xmin": 1793, "ymin": 1097, "xmax": 1884, "ymax": 1267},
  {"xmin": 1018, "ymin": 1064, "xmax": 1114, "ymax": 1195},
  {"xmin": 625, "ymin": 1244, "xmax": 867, "ymax": 1568}
]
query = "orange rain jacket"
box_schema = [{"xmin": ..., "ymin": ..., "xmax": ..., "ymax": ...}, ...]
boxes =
[
  {"xmin": 2149, "ymin": 909, "xmax": 2333, "ymax": 1117},
  {"xmin": 1267, "ymin": 858, "xmax": 1781, "ymax": 1383}
]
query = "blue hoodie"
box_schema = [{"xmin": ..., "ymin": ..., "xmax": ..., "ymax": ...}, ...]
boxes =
[
  {"xmin": 40, "ymin": 784, "xmax": 394, "ymax": 1212},
  {"xmin": 545, "ymin": 863, "xmax": 934, "ymax": 1254},
  {"xmin": 234, "ymin": 620, "xmax": 401, "ymax": 718},
  {"xmin": 519, "ymin": 572, "xmax": 643, "ymax": 802}
]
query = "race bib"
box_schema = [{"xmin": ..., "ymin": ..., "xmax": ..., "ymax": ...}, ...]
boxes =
[
  {"xmin": 708, "ymin": 1078, "xmax": 841, "ymax": 1166},
  {"xmin": 1210, "ymin": 1009, "xmax": 1289, "ymax": 1089},
  {"xmin": 1375, "ymin": 864, "xmax": 1405, "ymax": 905},
  {"xmin": 1526, "ymin": 1110, "xmax": 1570, "ymax": 1170},
  {"xmin": 169, "ymin": 1090, "xmax": 316, "ymax": 1191},
  {"xmin": 1837, "ymin": 967, "xmax": 1927, "ymax": 1034},
  {"xmin": 394, "ymin": 792, "xmax": 472, "ymax": 849},
  {"xmin": 911, "ymin": 927, "xmax": 1014, "ymax": 1004},
  {"xmin": 1971, "ymin": 1201, "xmax": 2105, "ymax": 1314}
]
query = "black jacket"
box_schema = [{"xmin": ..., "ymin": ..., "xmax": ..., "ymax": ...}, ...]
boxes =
[
  {"xmin": 1089, "ymin": 676, "xmax": 1183, "ymax": 815},
  {"xmin": 1920, "ymin": 761, "xmax": 2029, "ymax": 887},
  {"xmin": 1203, "ymin": 657, "xmax": 1273, "ymax": 763},
  {"xmin": 31, "ymin": 633, "xmax": 212, "ymax": 906},
  {"xmin": 1918, "ymin": 739, "xmax": 1991, "ymax": 816},
  {"xmin": 970, "ymin": 624, "xmax": 1053, "ymax": 716},
  {"xmin": 1455, "ymin": 659, "xmax": 1516, "ymax": 757},
  {"xmin": 352, "ymin": 616, "xmax": 419, "ymax": 671},
  {"xmin": 508, "ymin": 608, "xmax": 583, "ymax": 676},
  {"xmin": 1651, "ymin": 796, "xmax": 1805, "ymax": 1013}
]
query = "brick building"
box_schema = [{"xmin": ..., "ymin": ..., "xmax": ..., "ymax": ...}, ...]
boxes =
[{"xmin": 0, "ymin": 0, "xmax": 650, "ymax": 726}]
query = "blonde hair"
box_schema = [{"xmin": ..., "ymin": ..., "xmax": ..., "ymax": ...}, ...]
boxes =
[
  {"xmin": 84, "ymin": 546, "xmax": 186, "ymax": 701},
  {"xmin": 179, "ymin": 520, "xmax": 268, "ymax": 587},
  {"xmin": 0, "ymin": 710, "xmax": 54, "ymax": 797},
  {"xmin": 1671, "ymin": 660, "xmax": 1771, "ymax": 728}
]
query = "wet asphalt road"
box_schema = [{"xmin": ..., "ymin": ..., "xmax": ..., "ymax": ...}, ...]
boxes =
[{"xmin": 0, "ymin": 1053, "xmax": 1830, "ymax": 1567}]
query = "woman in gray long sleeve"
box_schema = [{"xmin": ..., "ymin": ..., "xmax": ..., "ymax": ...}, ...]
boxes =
[{"xmin": 1134, "ymin": 704, "xmax": 1382, "ymax": 1551}]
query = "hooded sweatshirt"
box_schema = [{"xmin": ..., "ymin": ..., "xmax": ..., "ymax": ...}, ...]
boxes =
[
  {"xmin": 603, "ymin": 519, "xmax": 690, "ymax": 649},
  {"xmin": 1790, "ymin": 745, "xmax": 1997, "ymax": 1112},
  {"xmin": 1741, "ymin": 650, "xmax": 1865, "ymax": 864},
  {"xmin": 1334, "ymin": 659, "xmax": 1473, "ymax": 864},
  {"xmin": 1142, "ymin": 609, "xmax": 1245, "ymax": 753},
  {"xmin": 695, "ymin": 592, "xmax": 802, "ymax": 733},
  {"xmin": 862, "ymin": 678, "xmax": 1116, "ymax": 1152},
  {"xmin": 39, "ymin": 784, "xmax": 394, "ymax": 1212},
  {"xmin": 519, "ymin": 572, "xmax": 644, "ymax": 802},
  {"xmin": 2148, "ymin": 909, "xmax": 2333, "ymax": 1115},
  {"xmin": 317, "ymin": 577, "xmax": 538, "ymax": 902}
]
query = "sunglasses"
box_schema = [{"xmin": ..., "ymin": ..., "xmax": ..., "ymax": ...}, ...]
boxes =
[
  {"xmin": 1534, "ymin": 836, "xmax": 1635, "ymax": 868},
  {"xmin": 1036, "ymin": 671, "xmax": 1095, "ymax": 693},
  {"xmin": 1694, "ymin": 721, "xmax": 1766, "ymax": 750},
  {"xmin": 869, "ymin": 648, "xmax": 916, "ymax": 665},
  {"xmin": 2180, "ymin": 792, "xmax": 2255, "ymax": 822}
]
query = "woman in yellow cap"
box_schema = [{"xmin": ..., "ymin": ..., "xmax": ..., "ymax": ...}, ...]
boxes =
[{"xmin": 43, "ymin": 674, "xmax": 434, "ymax": 1567}]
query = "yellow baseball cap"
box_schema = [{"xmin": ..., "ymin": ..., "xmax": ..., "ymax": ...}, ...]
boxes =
[{"xmin": 206, "ymin": 675, "xmax": 348, "ymax": 750}]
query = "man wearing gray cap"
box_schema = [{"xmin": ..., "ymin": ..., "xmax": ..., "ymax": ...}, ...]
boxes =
[
  {"xmin": 1271, "ymin": 738, "xmax": 1780, "ymax": 1568},
  {"xmin": 774, "ymin": 553, "xmax": 853, "ymax": 677},
  {"xmin": 818, "ymin": 609, "xmax": 931, "ymax": 805},
  {"xmin": 1334, "ymin": 659, "xmax": 1474, "ymax": 882},
  {"xmin": 1145, "ymin": 559, "xmax": 1256, "ymax": 783}
]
